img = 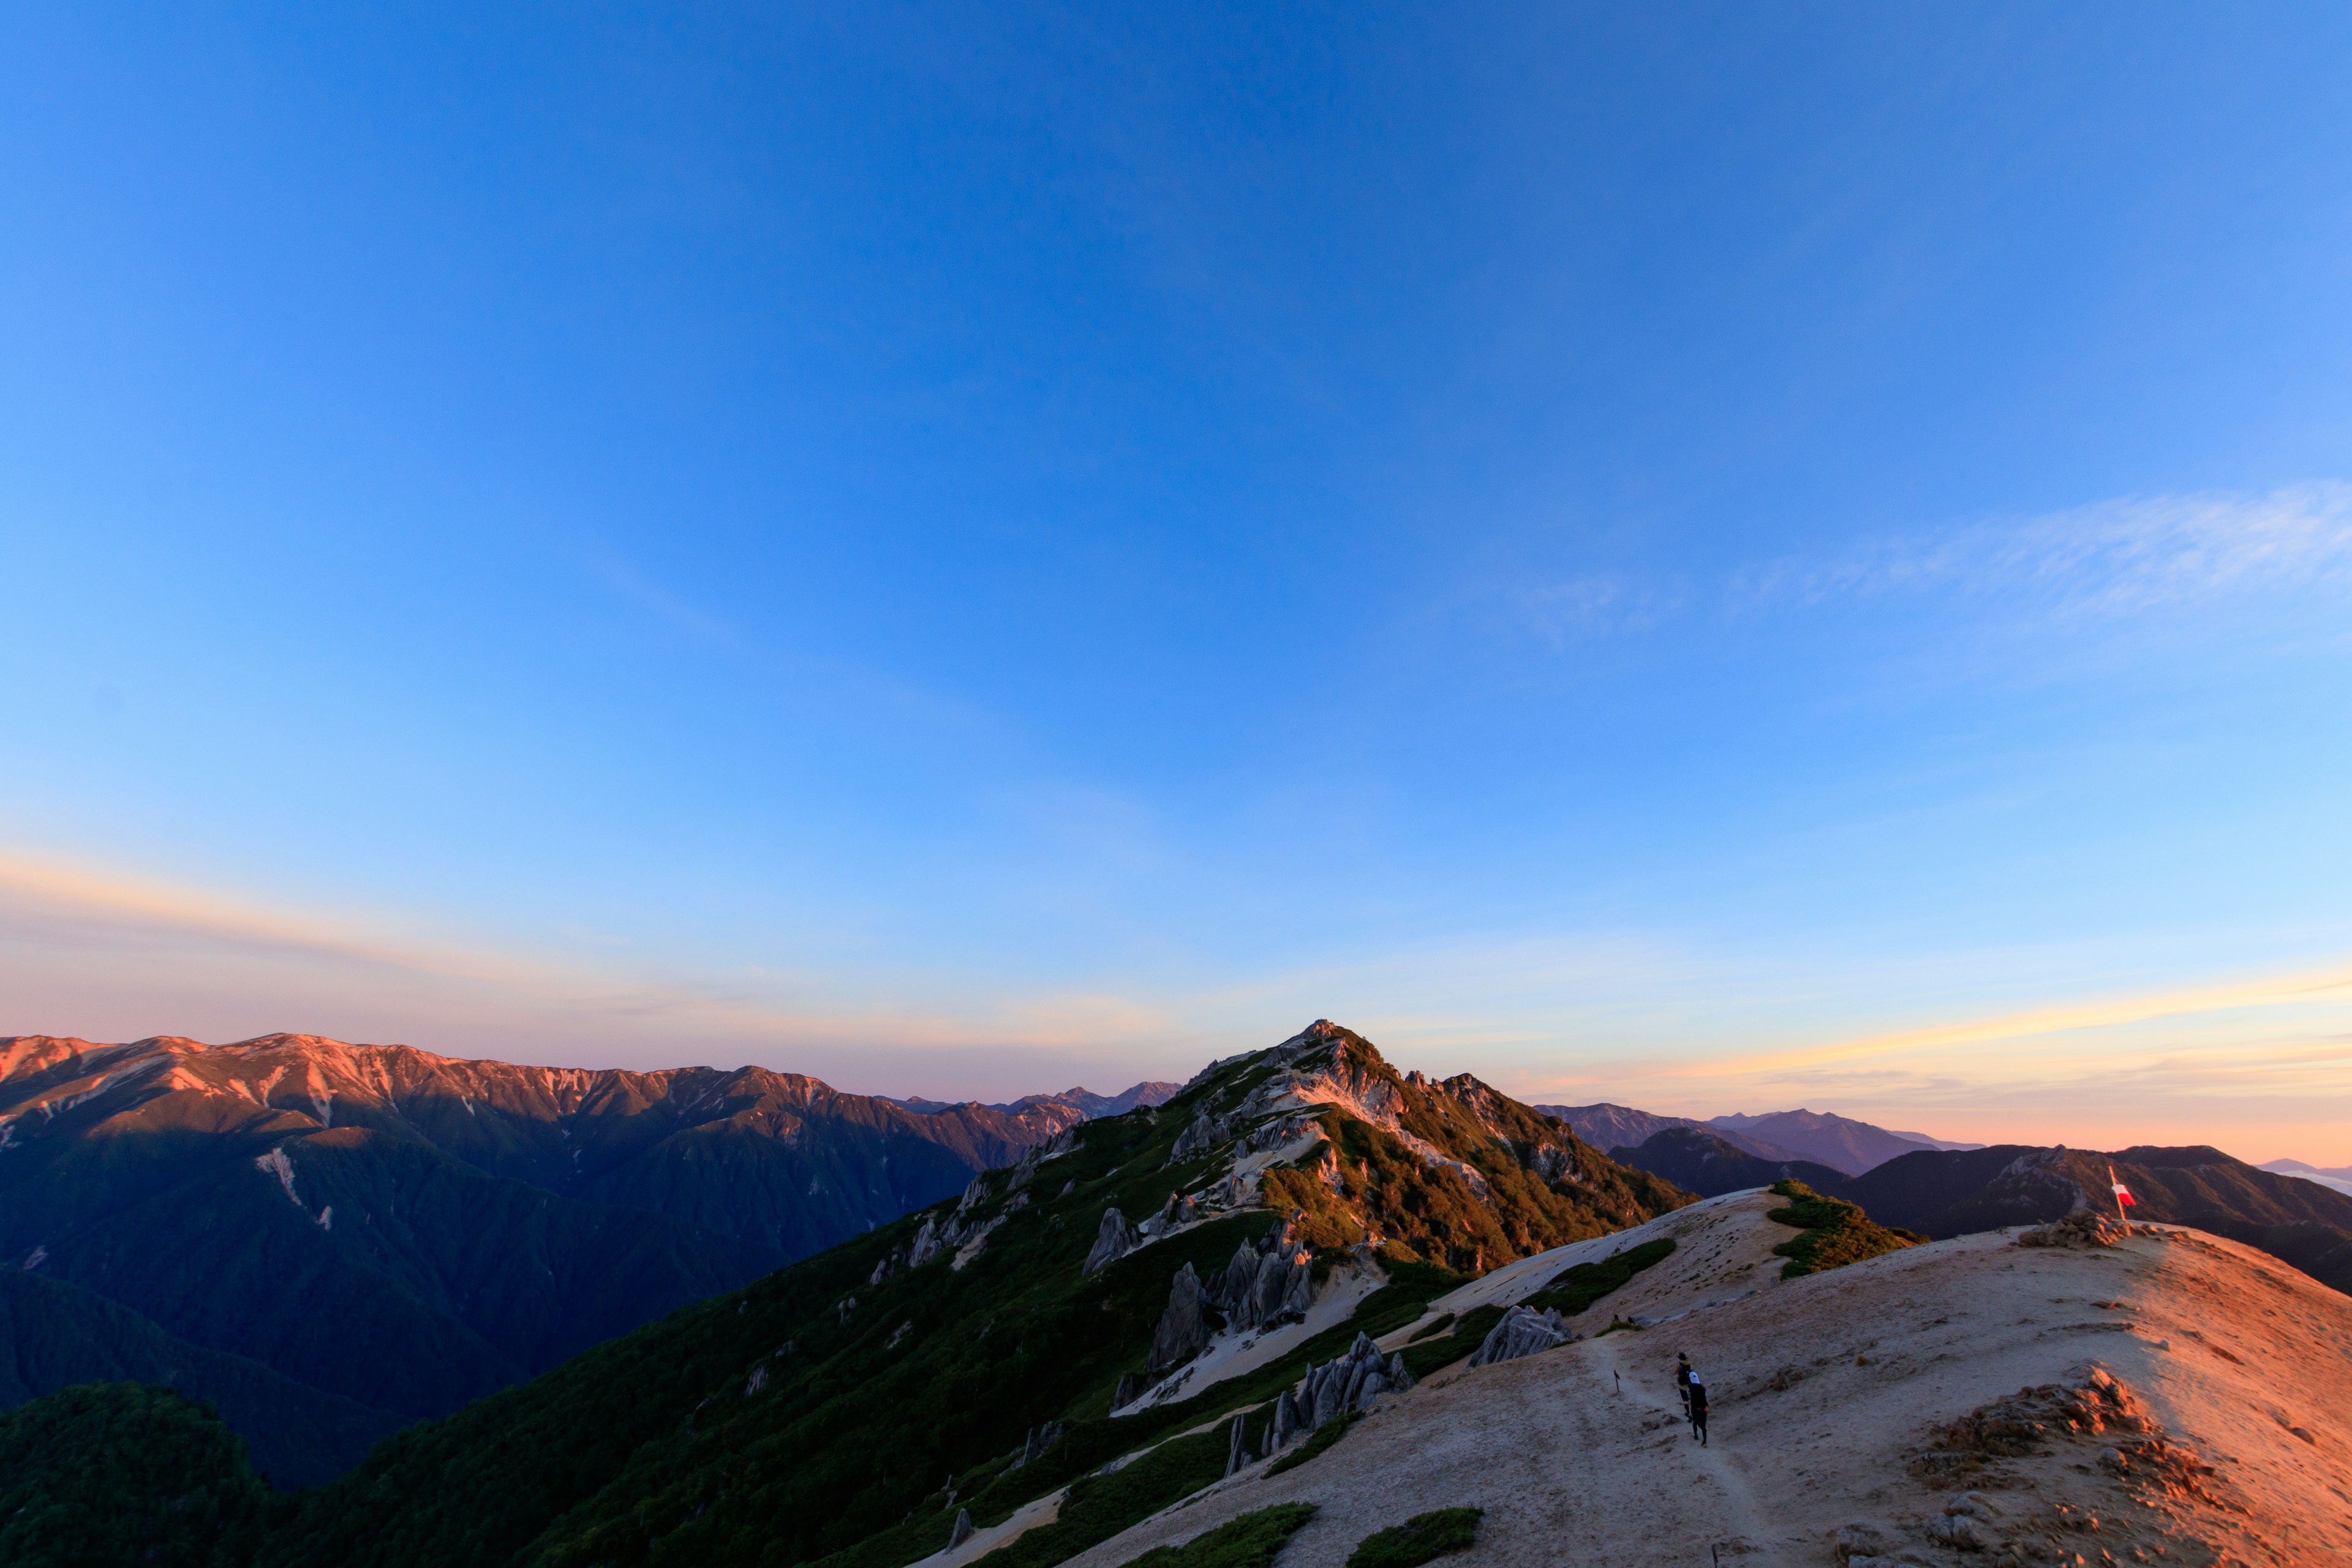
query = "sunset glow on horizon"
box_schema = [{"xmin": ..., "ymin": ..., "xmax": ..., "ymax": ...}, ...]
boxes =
[{"xmin": 6, "ymin": 8, "xmax": 2350, "ymax": 1166}]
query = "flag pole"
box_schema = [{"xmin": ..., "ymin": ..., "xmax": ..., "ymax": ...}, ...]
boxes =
[{"xmin": 2109, "ymin": 1165, "xmax": 2130, "ymax": 1234}]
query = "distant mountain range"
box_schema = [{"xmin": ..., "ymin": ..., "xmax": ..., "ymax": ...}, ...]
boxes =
[
  {"xmin": 1537, "ymin": 1101, "xmax": 1980, "ymax": 1176},
  {"xmin": 2260, "ymin": 1158, "xmax": 2352, "ymax": 1199},
  {"xmin": 1595, "ymin": 1125, "xmax": 1852, "ymax": 1197},
  {"xmin": 886, "ymin": 1082, "xmax": 1183, "ymax": 1120},
  {"xmin": 1605, "ymin": 1128, "xmax": 2352, "ymax": 1297},
  {"xmin": 0, "ymin": 1033, "xmax": 1171, "ymax": 1484}
]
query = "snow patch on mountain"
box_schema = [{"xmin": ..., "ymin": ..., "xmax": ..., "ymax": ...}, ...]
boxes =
[{"xmin": 255, "ymin": 1145, "xmax": 301, "ymax": 1207}]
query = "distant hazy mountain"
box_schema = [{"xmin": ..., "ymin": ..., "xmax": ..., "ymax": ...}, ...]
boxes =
[
  {"xmin": 1886, "ymin": 1128, "xmax": 1987, "ymax": 1152},
  {"xmin": 1704, "ymin": 1109, "xmax": 1943, "ymax": 1175},
  {"xmin": 2260, "ymin": 1158, "xmax": 2352, "ymax": 1199},
  {"xmin": 1605, "ymin": 1126, "xmax": 1852, "ymax": 1197},
  {"xmin": 1534, "ymin": 1103, "xmax": 1802, "ymax": 1163},
  {"xmin": 886, "ymin": 1081, "xmax": 1182, "ymax": 1121},
  {"xmin": 1538, "ymin": 1101, "xmax": 1953, "ymax": 1172},
  {"xmin": 0, "ymin": 1032, "xmax": 1109, "ymax": 1480},
  {"xmin": 1003, "ymin": 1082, "xmax": 1184, "ymax": 1118}
]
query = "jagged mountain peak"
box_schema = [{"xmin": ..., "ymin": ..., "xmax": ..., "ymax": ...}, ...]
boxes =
[{"xmin": 1106, "ymin": 1021, "xmax": 1689, "ymax": 1280}]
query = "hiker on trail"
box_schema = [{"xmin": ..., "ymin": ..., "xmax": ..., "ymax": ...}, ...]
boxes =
[
  {"xmin": 1674, "ymin": 1352, "xmax": 1692, "ymax": 1415},
  {"xmin": 1687, "ymin": 1375, "xmax": 1709, "ymax": 1446}
]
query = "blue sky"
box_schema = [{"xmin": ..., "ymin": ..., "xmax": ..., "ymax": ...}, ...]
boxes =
[{"xmin": 4, "ymin": 5, "xmax": 2350, "ymax": 1158}]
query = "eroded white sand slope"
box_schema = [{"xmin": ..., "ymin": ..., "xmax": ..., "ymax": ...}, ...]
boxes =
[{"xmin": 1070, "ymin": 1199, "xmax": 2352, "ymax": 1568}]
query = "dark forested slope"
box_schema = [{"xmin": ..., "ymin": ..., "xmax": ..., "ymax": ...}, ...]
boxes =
[
  {"xmin": 0, "ymin": 1271, "xmax": 398, "ymax": 1488},
  {"xmin": 0, "ymin": 1033, "xmax": 1144, "ymax": 1473},
  {"xmin": 0, "ymin": 1382, "xmax": 276, "ymax": 1568}
]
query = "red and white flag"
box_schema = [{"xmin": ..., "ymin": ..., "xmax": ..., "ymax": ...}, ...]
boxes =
[{"xmin": 2109, "ymin": 1167, "xmax": 2136, "ymax": 1207}]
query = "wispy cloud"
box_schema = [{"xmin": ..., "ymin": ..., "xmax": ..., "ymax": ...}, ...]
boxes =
[
  {"xmin": 1515, "ymin": 573, "xmax": 1687, "ymax": 646},
  {"xmin": 1681, "ymin": 960, "xmax": 2352, "ymax": 1080},
  {"xmin": 1503, "ymin": 481, "xmax": 2352, "ymax": 645},
  {"xmin": 0, "ymin": 850, "xmax": 1191, "ymax": 1085},
  {"xmin": 1739, "ymin": 481, "xmax": 2352, "ymax": 619},
  {"xmin": 575, "ymin": 543, "xmax": 739, "ymax": 648}
]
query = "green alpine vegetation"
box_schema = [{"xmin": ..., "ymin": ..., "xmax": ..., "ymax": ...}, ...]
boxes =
[
  {"xmin": 1262, "ymin": 1409, "xmax": 1360, "ymax": 1478},
  {"xmin": 1344, "ymin": 1507, "xmax": 1483, "ymax": 1568},
  {"xmin": 1522, "ymin": 1236, "xmax": 1676, "ymax": 1316},
  {"xmin": 0, "ymin": 1383, "xmax": 276, "ymax": 1568},
  {"xmin": 1765, "ymin": 1180, "xmax": 1925, "ymax": 1278},
  {"xmin": 1113, "ymin": 1504, "xmax": 1318, "ymax": 1568}
]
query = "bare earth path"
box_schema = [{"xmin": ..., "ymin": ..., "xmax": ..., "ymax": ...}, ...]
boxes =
[{"xmin": 1060, "ymin": 1193, "xmax": 2352, "ymax": 1568}]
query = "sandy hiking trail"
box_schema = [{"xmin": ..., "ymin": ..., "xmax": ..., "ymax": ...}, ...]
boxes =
[{"xmin": 1058, "ymin": 1193, "xmax": 2352, "ymax": 1568}]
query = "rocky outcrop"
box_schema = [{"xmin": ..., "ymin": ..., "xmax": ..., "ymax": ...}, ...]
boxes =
[
  {"xmin": 1009, "ymin": 1420, "xmax": 1065, "ymax": 1470},
  {"xmin": 1291, "ymin": 1332, "xmax": 1413, "ymax": 1432},
  {"xmin": 1467, "ymin": 1304, "xmax": 1575, "ymax": 1367},
  {"xmin": 1224, "ymin": 1411, "xmax": 1250, "ymax": 1476},
  {"xmin": 948, "ymin": 1510, "xmax": 974, "ymax": 1548},
  {"xmin": 1529, "ymin": 1143, "xmax": 1575, "ymax": 1186},
  {"xmin": 1242, "ymin": 1112, "xmax": 1318, "ymax": 1157},
  {"xmin": 2018, "ymin": 1208, "xmax": 2127, "ymax": 1249},
  {"xmin": 1134, "ymin": 1189, "xmax": 1200, "ymax": 1240},
  {"xmin": 1149, "ymin": 1262, "xmax": 1212, "ymax": 1376},
  {"xmin": 1084, "ymin": 1207, "xmax": 1139, "ymax": 1273},
  {"xmin": 1197, "ymin": 1215, "xmax": 1312, "ymax": 1333},
  {"xmin": 909, "ymin": 1204, "xmax": 1005, "ymax": 1269},
  {"xmin": 1270, "ymin": 1388, "xmax": 1302, "ymax": 1449},
  {"xmin": 1170, "ymin": 1107, "xmax": 1238, "ymax": 1163}
]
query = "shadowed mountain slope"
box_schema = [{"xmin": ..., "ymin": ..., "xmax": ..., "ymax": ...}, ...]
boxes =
[
  {"xmin": 0, "ymin": 1270, "xmax": 399, "ymax": 1488},
  {"xmin": 0, "ymin": 1033, "xmax": 1136, "ymax": 1476},
  {"xmin": 1532, "ymin": 1102, "xmax": 1803, "ymax": 1163},
  {"xmin": 1605, "ymin": 1126, "xmax": 1850, "ymax": 1198},
  {"xmin": 0, "ymin": 1383, "xmax": 277, "ymax": 1568},
  {"xmin": 1, "ymin": 1034, "xmax": 1099, "ymax": 1257}
]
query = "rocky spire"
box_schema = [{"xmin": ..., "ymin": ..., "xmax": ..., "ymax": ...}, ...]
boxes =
[
  {"xmin": 1293, "ymin": 1330, "xmax": 1412, "ymax": 1430},
  {"xmin": 1148, "ymin": 1262, "xmax": 1210, "ymax": 1376},
  {"xmin": 1270, "ymin": 1389, "xmax": 1302, "ymax": 1450},
  {"xmin": 1083, "ymin": 1207, "xmax": 1139, "ymax": 1273}
]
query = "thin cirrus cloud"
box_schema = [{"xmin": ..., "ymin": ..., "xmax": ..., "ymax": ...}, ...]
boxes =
[
  {"xmin": 1740, "ymin": 481, "xmax": 2352, "ymax": 620},
  {"xmin": 1510, "ymin": 482, "xmax": 2352, "ymax": 644}
]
